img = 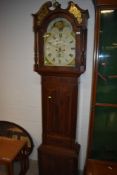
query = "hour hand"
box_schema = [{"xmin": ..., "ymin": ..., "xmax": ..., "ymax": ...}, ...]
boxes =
[{"xmin": 48, "ymin": 41, "xmax": 57, "ymax": 48}]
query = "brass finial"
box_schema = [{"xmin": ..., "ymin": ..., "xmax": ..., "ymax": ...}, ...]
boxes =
[{"xmin": 52, "ymin": 0, "xmax": 61, "ymax": 8}]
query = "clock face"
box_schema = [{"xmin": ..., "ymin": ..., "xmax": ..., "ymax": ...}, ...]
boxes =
[{"xmin": 44, "ymin": 17, "xmax": 76, "ymax": 66}]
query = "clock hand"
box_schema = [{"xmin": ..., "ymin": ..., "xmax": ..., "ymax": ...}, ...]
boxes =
[{"xmin": 48, "ymin": 41, "xmax": 58, "ymax": 49}]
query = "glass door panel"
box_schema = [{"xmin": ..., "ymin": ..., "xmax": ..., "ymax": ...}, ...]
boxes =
[
  {"xmin": 91, "ymin": 106, "xmax": 117, "ymax": 161},
  {"xmin": 96, "ymin": 10, "xmax": 117, "ymax": 104}
]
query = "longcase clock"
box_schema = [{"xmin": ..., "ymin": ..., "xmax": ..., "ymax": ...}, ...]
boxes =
[{"xmin": 32, "ymin": 1, "xmax": 89, "ymax": 175}]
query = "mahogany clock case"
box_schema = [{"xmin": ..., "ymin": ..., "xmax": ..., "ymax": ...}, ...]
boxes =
[{"xmin": 32, "ymin": 1, "xmax": 89, "ymax": 175}]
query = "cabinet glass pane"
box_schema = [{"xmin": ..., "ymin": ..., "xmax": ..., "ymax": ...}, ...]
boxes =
[
  {"xmin": 91, "ymin": 106, "xmax": 117, "ymax": 161},
  {"xmin": 96, "ymin": 10, "xmax": 117, "ymax": 104}
]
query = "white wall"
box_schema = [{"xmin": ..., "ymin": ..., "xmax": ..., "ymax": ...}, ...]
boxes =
[
  {"xmin": 76, "ymin": 0, "xmax": 95, "ymax": 170},
  {"xmin": 0, "ymin": 0, "xmax": 94, "ymax": 171}
]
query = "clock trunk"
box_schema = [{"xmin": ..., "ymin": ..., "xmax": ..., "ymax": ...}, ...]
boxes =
[
  {"xmin": 38, "ymin": 76, "xmax": 80, "ymax": 175},
  {"xmin": 42, "ymin": 76, "xmax": 78, "ymax": 148}
]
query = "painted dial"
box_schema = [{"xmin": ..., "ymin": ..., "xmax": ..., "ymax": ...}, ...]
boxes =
[{"xmin": 44, "ymin": 17, "xmax": 76, "ymax": 66}]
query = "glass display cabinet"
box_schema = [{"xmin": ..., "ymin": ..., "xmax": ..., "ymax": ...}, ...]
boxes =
[{"xmin": 85, "ymin": 0, "xmax": 117, "ymax": 175}]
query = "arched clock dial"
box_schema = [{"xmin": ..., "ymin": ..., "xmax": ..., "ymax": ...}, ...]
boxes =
[{"xmin": 44, "ymin": 17, "xmax": 76, "ymax": 66}]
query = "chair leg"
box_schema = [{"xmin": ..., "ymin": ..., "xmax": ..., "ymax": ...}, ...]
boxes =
[
  {"xmin": 19, "ymin": 160, "xmax": 28, "ymax": 175},
  {"xmin": 18, "ymin": 150, "xmax": 29, "ymax": 175},
  {"xmin": 7, "ymin": 163, "xmax": 14, "ymax": 175}
]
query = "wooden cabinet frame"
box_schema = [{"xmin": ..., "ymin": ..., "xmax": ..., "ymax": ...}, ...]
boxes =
[{"xmin": 85, "ymin": 0, "xmax": 117, "ymax": 175}]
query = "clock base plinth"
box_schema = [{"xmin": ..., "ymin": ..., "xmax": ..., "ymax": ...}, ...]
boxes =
[{"xmin": 38, "ymin": 144, "xmax": 80, "ymax": 175}]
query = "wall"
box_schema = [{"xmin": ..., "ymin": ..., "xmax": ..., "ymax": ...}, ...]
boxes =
[{"xmin": 0, "ymin": 0, "xmax": 94, "ymax": 171}]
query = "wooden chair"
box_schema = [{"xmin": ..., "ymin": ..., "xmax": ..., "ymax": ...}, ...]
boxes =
[{"xmin": 0, "ymin": 121, "xmax": 34, "ymax": 175}]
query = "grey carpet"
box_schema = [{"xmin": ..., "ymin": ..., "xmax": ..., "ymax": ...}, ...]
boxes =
[{"xmin": 0, "ymin": 160, "xmax": 38, "ymax": 175}]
